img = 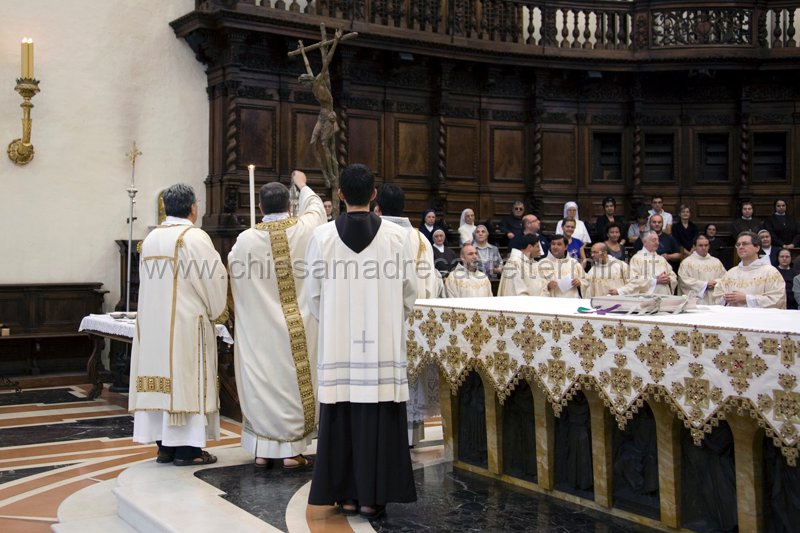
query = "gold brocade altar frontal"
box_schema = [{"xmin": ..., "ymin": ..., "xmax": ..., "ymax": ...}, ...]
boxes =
[{"xmin": 406, "ymin": 296, "xmax": 800, "ymax": 464}]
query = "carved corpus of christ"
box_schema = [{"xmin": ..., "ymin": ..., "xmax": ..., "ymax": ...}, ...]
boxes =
[{"xmin": 289, "ymin": 24, "xmax": 357, "ymax": 215}]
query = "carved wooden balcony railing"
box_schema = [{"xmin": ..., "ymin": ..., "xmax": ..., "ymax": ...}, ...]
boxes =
[{"xmin": 188, "ymin": 0, "xmax": 800, "ymax": 66}]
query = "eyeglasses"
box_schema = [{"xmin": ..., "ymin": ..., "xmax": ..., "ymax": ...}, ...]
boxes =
[{"xmin": 514, "ymin": 207, "xmax": 524, "ymax": 211}]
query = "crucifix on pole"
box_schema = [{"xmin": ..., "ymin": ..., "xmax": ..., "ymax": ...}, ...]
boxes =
[{"xmin": 288, "ymin": 24, "xmax": 357, "ymax": 216}]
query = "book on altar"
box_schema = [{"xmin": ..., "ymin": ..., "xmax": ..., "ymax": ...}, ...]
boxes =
[{"xmin": 589, "ymin": 294, "xmax": 695, "ymax": 315}]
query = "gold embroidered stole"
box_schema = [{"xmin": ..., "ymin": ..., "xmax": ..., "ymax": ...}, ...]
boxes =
[{"xmin": 256, "ymin": 219, "xmax": 316, "ymax": 435}]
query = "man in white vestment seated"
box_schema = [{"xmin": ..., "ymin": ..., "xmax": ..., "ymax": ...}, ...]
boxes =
[
  {"xmin": 228, "ymin": 170, "xmax": 326, "ymax": 469},
  {"xmin": 129, "ymin": 184, "xmax": 228, "ymax": 466},
  {"xmin": 583, "ymin": 243, "xmax": 628, "ymax": 298},
  {"xmin": 498, "ymin": 234, "xmax": 549, "ymax": 297},
  {"xmin": 614, "ymin": 231, "xmax": 677, "ymax": 296},
  {"xmin": 374, "ymin": 183, "xmax": 443, "ymax": 447},
  {"xmin": 539, "ymin": 235, "xmax": 587, "ymax": 298},
  {"xmin": 306, "ymin": 164, "xmax": 418, "ymax": 518},
  {"xmin": 712, "ymin": 231, "xmax": 787, "ymax": 309},
  {"xmin": 677, "ymin": 234, "xmax": 727, "ymax": 305},
  {"xmin": 445, "ymin": 244, "xmax": 493, "ymax": 298}
]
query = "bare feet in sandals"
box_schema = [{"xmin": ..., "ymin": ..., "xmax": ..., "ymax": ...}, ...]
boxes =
[
  {"xmin": 282, "ymin": 454, "xmax": 312, "ymax": 469},
  {"xmin": 173, "ymin": 450, "xmax": 217, "ymax": 466}
]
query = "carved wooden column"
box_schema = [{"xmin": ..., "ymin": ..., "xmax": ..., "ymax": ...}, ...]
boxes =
[
  {"xmin": 533, "ymin": 385, "xmax": 555, "ymax": 490},
  {"xmin": 727, "ymin": 411, "xmax": 765, "ymax": 532},
  {"xmin": 650, "ymin": 399, "xmax": 682, "ymax": 529}
]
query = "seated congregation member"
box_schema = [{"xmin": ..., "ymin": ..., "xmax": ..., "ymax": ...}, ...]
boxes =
[
  {"xmin": 419, "ymin": 208, "xmax": 441, "ymax": 244},
  {"xmin": 759, "ymin": 229, "xmax": 780, "ymax": 267},
  {"xmin": 229, "ymin": 170, "xmax": 325, "ymax": 469},
  {"xmin": 594, "ymin": 196, "xmax": 625, "ymax": 245},
  {"xmin": 613, "ymin": 231, "xmax": 676, "ymax": 296},
  {"xmin": 764, "ymin": 198, "xmax": 800, "ymax": 249},
  {"xmin": 777, "ymin": 249, "xmax": 797, "ymax": 309},
  {"xmin": 648, "ymin": 195, "xmax": 673, "ymax": 234},
  {"xmin": 634, "ymin": 214, "xmax": 681, "ymax": 271},
  {"xmin": 583, "ymin": 243, "xmax": 628, "ymax": 298},
  {"xmin": 677, "ymin": 234, "xmax": 727, "ymax": 305},
  {"xmin": 473, "ymin": 224, "xmax": 503, "ymax": 280},
  {"xmin": 458, "ymin": 208, "xmax": 476, "ymax": 245},
  {"xmin": 555, "ymin": 201, "xmax": 591, "ymax": 245},
  {"xmin": 562, "ymin": 218, "xmax": 588, "ymax": 270},
  {"xmin": 712, "ymin": 231, "xmax": 786, "ymax": 309},
  {"xmin": 539, "ymin": 235, "xmax": 587, "ymax": 298},
  {"xmin": 705, "ymin": 223, "xmax": 726, "ymax": 265},
  {"xmin": 672, "ymin": 204, "xmax": 698, "ymax": 258},
  {"xmin": 502, "ymin": 200, "xmax": 525, "ymax": 239},
  {"xmin": 498, "ymin": 235, "xmax": 549, "ymax": 297},
  {"xmin": 604, "ymin": 223, "xmax": 626, "ymax": 261},
  {"xmin": 627, "ymin": 207, "xmax": 649, "ymax": 246},
  {"xmin": 432, "ymin": 229, "xmax": 458, "ymax": 277},
  {"xmin": 731, "ymin": 201, "xmax": 761, "ymax": 236},
  {"xmin": 509, "ymin": 214, "xmax": 548, "ymax": 258},
  {"xmin": 445, "ymin": 244, "xmax": 493, "ymax": 298}
]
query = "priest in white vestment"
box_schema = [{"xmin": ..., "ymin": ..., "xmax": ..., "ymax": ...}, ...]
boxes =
[
  {"xmin": 678, "ymin": 234, "xmax": 727, "ymax": 305},
  {"xmin": 539, "ymin": 235, "xmax": 587, "ymax": 298},
  {"xmin": 614, "ymin": 231, "xmax": 677, "ymax": 296},
  {"xmin": 445, "ymin": 244, "xmax": 493, "ymax": 297},
  {"xmin": 498, "ymin": 235, "xmax": 549, "ymax": 297},
  {"xmin": 306, "ymin": 164, "xmax": 418, "ymax": 518},
  {"xmin": 712, "ymin": 231, "xmax": 786, "ymax": 309},
  {"xmin": 583, "ymin": 243, "xmax": 629, "ymax": 298},
  {"xmin": 228, "ymin": 170, "xmax": 326, "ymax": 468},
  {"xmin": 129, "ymin": 184, "xmax": 228, "ymax": 466},
  {"xmin": 374, "ymin": 183, "xmax": 443, "ymax": 447}
]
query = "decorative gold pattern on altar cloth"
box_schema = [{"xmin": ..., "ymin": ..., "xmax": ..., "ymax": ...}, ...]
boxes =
[
  {"xmin": 263, "ymin": 218, "xmax": 316, "ymax": 436},
  {"xmin": 672, "ymin": 327, "xmax": 721, "ymax": 357},
  {"xmin": 406, "ymin": 302, "xmax": 800, "ymax": 463},
  {"xmin": 601, "ymin": 322, "xmax": 641, "ymax": 349},
  {"xmin": 487, "ymin": 312, "xmax": 517, "ymax": 336},
  {"xmin": 441, "ymin": 310, "xmax": 468, "ymax": 331},
  {"xmin": 540, "ymin": 317, "xmax": 573, "ymax": 342},
  {"xmin": 635, "ymin": 326, "xmax": 679, "ymax": 382},
  {"xmin": 713, "ymin": 332, "xmax": 767, "ymax": 394},
  {"xmin": 136, "ymin": 376, "xmax": 172, "ymax": 394},
  {"xmin": 569, "ymin": 321, "xmax": 607, "ymax": 372},
  {"xmin": 462, "ymin": 312, "xmax": 491, "ymax": 357},
  {"xmin": 511, "ymin": 316, "xmax": 545, "ymax": 364}
]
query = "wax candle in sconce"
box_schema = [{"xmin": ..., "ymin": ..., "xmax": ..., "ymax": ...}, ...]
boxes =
[
  {"xmin": 248, "ymin": 165, "xmax": 256, "ymax": 229},
  {"xmin": 8, "ymin": 37, "xmax": 41, "ymax": 165}
]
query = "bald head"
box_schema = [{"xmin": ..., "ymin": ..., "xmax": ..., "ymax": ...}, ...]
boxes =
[{"xmin": 590, "ymin": 243, "xmax": 608, "ymax": 264}]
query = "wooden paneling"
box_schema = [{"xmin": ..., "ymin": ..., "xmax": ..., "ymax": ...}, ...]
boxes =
[
  {"xmin": 447, "ymin": 123, "xmax": 479, "ymax": 181},
  {"xmin": 348, "ymin": 114, "xmax": 382, "ymax": 173},
  {"xmin": 292, "ymin": 109, "xmax": 321, "ymax": 171},
  {"xmin": 239, "ymin": 106, "xmax": 277, "ymax": 171},
  {"xmin": 541, "ymin": 129, "xmax": 576, "ymax": 184},
  {"xmin": 396, "ymin": 119, "xmax": 430, "ymax": 178},
  {"xmin": 490, "ymin": 126, "xmax": 525, "ymax": 182}
]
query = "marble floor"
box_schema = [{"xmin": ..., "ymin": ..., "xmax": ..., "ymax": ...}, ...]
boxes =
[{"xmin": 0, "ymin": 385, "xmax": 660, "ymax": 532}]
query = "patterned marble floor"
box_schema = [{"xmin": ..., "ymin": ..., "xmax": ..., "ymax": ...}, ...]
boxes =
[{"xmin": 0, "ymin": 386, "xmax": 659, "ymax": 532}]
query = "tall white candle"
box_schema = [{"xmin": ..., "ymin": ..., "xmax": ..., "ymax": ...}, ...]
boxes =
[{"xmin": 248, "ymin": 164, "xmax": 256, "ymax": 228}]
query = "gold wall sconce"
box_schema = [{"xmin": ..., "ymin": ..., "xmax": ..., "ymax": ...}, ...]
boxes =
[{"xmin": 8, "ymin": 38, "xmax": 40, "ymax": 165}]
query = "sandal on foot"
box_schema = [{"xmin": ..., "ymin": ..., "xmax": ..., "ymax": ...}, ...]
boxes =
[
  {"xmin": 337, "ymin": 499, "xmax": 359, "ymax": 516},
  {"xmin": 359, "ymin": 505, "xmax": 386, "ymax": 519},
  {"xmin": 283, "ymin": 454, "xmax": 312, "ymax": 469},
  {"xmin": 156, "ymin": 450, "xmax": 175, "ymax": 464},
  {"xmin": 254, "ymin": 457, "xmax": 274, "ymax": 469},
  {"xmin": 173, "ymin": 450, "xmax": 217, "ymax": 466}
]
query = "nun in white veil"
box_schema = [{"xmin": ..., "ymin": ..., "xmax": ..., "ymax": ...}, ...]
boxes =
[
  {"xmin": 458, "ymin": 208, "xmax": 477, "ymax": 245},
  {"xmin": 555, "ymin": 201, "xmax": 591, "ymax": 244}
]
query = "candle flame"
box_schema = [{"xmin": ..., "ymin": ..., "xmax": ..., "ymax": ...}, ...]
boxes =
[{"xmin": 248, "ymin": 164, "xmax": 255, "ymax": 170}]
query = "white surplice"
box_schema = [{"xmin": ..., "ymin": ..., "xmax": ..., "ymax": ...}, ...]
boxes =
[
  {"xmin": 538, "ymin": 253, "xmax": 587, "ymax": 298},
  {"xmin": 130, "ymin": 217, "xmax": 228, "ymax": 447},
  {"xmin": 712, "ymin": 256, "xmax": 787, "ymax": 309},
  {"xmin": 228, "ymin": 186, "xmax": 326, "ymax": 458},
  {"xmin": 445, "ymin": 264, "xmax": 492, "ymax": 298},
  {"xmin": 619, "ymin": 250, "xmax": 677, "ymax": 296},
  {"xmin": 305, "ymin": 219, "xmax": 418, "ymax": 404},
  {"xmin": 497, "ymin": 249, "xmax": 549, "ymax": 297},
  {"xmin": 583, "ymin": 257, "xmax": 629, "ymax": 299},
  {"xmin": 678, "ymin": 252, "xmax": 727, "ymax": 305}
]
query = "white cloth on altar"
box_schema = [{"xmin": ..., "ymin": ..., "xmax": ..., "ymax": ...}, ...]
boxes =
[
  {"xmin": 228, "ymin": 185, "xmax": 326, "ymax": 458},
  {"xmin": 129, "ymin": 218, "xmax": 228, "ymax": 447},
  {"xmin": 305, "ymin": 218, "xmax": 418, "ymax": 404},
  {"xmin": 445, "ymin": 264, "xmax": 492, "ymax": 298},
  {"xmin": 712, "ymin": 255, "xmax": 787, "ymax": 309},
  {"xmin": 678, "ymin": 252, "xmax": 727, "ymax": 304}
]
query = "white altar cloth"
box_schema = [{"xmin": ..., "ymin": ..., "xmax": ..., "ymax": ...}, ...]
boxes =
[
  {"xmin": 79, "ymin": 314, "xmax": 233, "ymax": 345},
  {"xmin": 407, "ymin": 296, "xmax": 800, "ymax": 463}
]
